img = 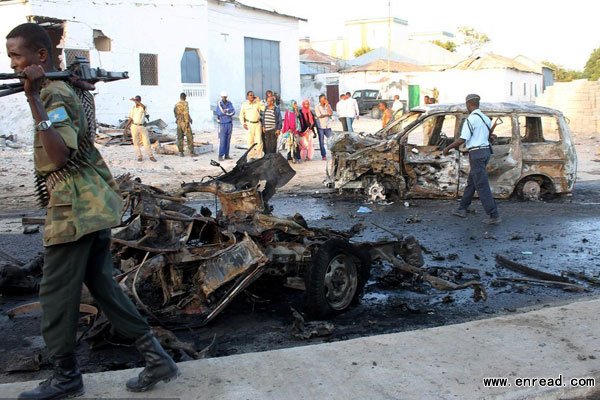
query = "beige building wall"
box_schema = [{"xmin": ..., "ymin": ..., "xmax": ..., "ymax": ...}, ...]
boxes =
[{"xmin": 536, "ymin": 80, "xmax": 600, "ymax": 134}]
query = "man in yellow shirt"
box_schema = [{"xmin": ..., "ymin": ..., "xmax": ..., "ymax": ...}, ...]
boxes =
[
  {"xmin": 128, "ymin": 95, "xmax": 156, "ymax": 162},
  {"xmin": 239, "ymin": 90, "xmax": 265, "ymax": 159}
]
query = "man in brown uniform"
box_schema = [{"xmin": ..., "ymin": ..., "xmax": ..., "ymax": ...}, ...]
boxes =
[
  {"xmin": 173, "ymin": 92, "xmax": 195, "ymax": 157},
  {"xmin": 128, "ymin": 95, "xmax": 156, "ymax": 162},
  {"xmin": 6, "ymin": 23, "xmax": 178, "ymax": 400}
]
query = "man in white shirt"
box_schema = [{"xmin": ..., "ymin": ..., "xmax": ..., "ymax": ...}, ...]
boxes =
[
  {"xmin": 443, "ymin": 94, "xmax": 500, "ymax": 225},
  {"xmin": 345, "ymin": 91, "xmax": 359, "ymax": 132},
  {"xmin": 392, "ymin": 95, "xmax": 403, "ymax": 115},
  {"xmin": 336, "ymin": 94, "xmax": 348, "ymax": 131}
]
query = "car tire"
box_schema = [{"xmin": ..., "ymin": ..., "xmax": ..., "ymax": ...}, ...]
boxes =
[
  {"xmin": 305, "ymin": 239, "xmax": 371, "ymax": 319},
  {"xmin": 370, "ymin": 106, "xmax": 382, "ymax": 119},
  {"xmin": 515, "ymin": 176, "xmax": 554, "ymax": 201}
]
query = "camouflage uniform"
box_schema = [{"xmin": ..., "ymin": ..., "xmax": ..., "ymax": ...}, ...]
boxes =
[
  {"xmin": 174, "ymin": 100, "xmax": 194, "ymax": 154},
  {"xmin": 37, "ymin": 80, "xmax": 149, "ymax": 357}
]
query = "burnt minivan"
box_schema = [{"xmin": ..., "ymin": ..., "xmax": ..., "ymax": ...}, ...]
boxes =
[{"xmin": 327, "ymin": 103, "xmax": 577, "ymax": 201}]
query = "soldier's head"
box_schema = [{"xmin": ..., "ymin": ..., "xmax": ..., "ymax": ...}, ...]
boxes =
[
  {"xmin": 465, "ymin": 93, "xmax": 480, "ymax": 112},
  {"xmin": 6, "ymin": 23, "xmax": 54, "ymax": 73},
  {"xmin": 246, "ymin": 91, "xmax": 255, "ymax": 101},
  {"xmin": 131, "ymin": 95, "xmax": 142, "ymax": 106},
  {"xmin": 180, "ymin": 92, "xmax": 186, "ymax": 100},
  {"xmin": 220, "ymin": 91, "xmax": 228, "ymax": 101}
]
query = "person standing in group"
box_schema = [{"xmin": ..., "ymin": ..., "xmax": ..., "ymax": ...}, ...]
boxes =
[
  {"xmin": 424, "ymin": 95, "xmax": 431, "ymax": 105},
  {"xmin": 298, "ymin": 99, "xmax": 316, "ymax": 161},
  {"xmin": 379, "ymin": 101, "xmax": 392, "ymax": 128},
  {"xmin": 239, "ymin": 90, "xmax": 265, "ymax": 160},
  {"xmin": 281, "ymin": 100, "xmax": 301, "ymax": 162},
  {"xmin": 443, "ymin": 93, "xmax": 501, "ymax": 225},
  {"xmin": 345, "ymin": 91, "xmax": 359, "ymax": 132},
  {"xmin": 6, "ymin": 23, "xmax": 178, "ymax": 400},
  {"xmin": 261, "ymin": 95, "xmax": 282, "ymax": 154},
  {"xmin": 392, "ymin": 94, "xmax": 403, "ymax": 115},
  {"xmin": 315, "ymin": 94, "xmax": 333, "ymax": 160},
  {"xmin": 128, "ymin": 95, "xmax": 156, "ymax": 162},
  {"xmin": 173, "ymin": 93, "xmax": 195, "ymax": 157},
  {"xmin": 336, "ymin": 94, "xmax": 348, "ymax": 131},
  {"xmin": 216, "ymin": 91, "xmax": 235, "ymax": 161}
]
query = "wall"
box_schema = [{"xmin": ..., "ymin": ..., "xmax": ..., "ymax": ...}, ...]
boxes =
[
  {"xmin": 344, "ymin": 19, "xmax": 409, "ymax": 59},
  {"xmin": 536, "ymin": 79, "xmax": 600, "ymax": 134},
  {"xmin": 0, "ymin": 1, "xmax": 34, "ymax": 143},
  {"xmin": 301, "ymin": 73, "xmax": 338, "ymax": 107},
  {"xmin": 207, "ymin": 0, "xmax": 301, "ymax": 112},
  {"xmin": 411, "ymin": 69, "xmax": 543, "ymax": 104},
  {"xmin": 338, "ymin": 71, "xmax": 408, "ymax": 101}
]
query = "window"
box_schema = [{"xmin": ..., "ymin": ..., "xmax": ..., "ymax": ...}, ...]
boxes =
[
  {"xmin": 534, "ymin": 84, "xmax": 538, "ymax": 97},
  {"xmin": 518, "ymin": 115, "xmax": 561, "ymax": 143},
  {"xmin": 139, "ymin": 53, "xmax": 158, "ymax": 86},
  {"xmin": 180, "ymin": 48, "xmax": 202, "ymax": 83},
  {"xmin": 510, "ymin": 82, "xmax": 513, "ymax": 96},
  {"xmin": 64, "ymin": 49, "xmax": 90, "ymax": 67},
  {"xmin": 404, "ymin": 115, "xmax": 456, "ymax": 146},
  {"xmin": 488, "ymin": 115, "xmax": 512, "ymax": 145}
]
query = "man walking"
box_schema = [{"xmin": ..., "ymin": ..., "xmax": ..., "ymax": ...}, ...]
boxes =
[
  {"xmin": 173, "ymin": 92, "xmax": 195, "ymax": 157},
  {"xmin": 443, "ymin": 94, "xmax": 501, "ymax": 225},
  {"xmin": 315, "ymin": 94, "xmax": 333, "ymax": 160},
  {"xmin": 216, "ymin": 91, "xmax": 235, "ymax": 161},
  {"xmin": 379, "ymin": 101, "xmax": 392, "ymax": 128},
  {"xmin": 6, "ymin": 23, "xmax": 177, "ymax": 400},
  {"xmin": 239, "ymin": 90, "xmax": 265, "ymax": 159},
  {"xmin": 261, "ymin": 95, "xmax": 282, "ymax": 154},
  {"xmin": 128, "ymin": 95, "xmax": 156, "ymax": 162},
  {"xmin": 345, "ymin": 91, "xmax": 359, "ymax": 132},
  {"xmin": 336, "ymin": 94, "xmax": 348, "ymax": 131}
]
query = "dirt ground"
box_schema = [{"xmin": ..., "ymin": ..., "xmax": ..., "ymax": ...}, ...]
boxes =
[{"xmin": 1, "ymin": 116, "xmax": 599, "ymax": 383}]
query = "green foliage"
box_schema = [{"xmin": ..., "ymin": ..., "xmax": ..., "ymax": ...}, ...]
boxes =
[
  {"xmin": 583, "ymin": 47, "xmax": 600, "ymax": 81},
  {"xmin": 431, "ymin": 40, "xmax": 457, "ymax": 52},
  {"xmin": 354, "ymin": 46, "xmax": 373, "ymax": 58},
  {"xmin": 542, "ymin": 60, "xmax": 587, "ymax": 82},
  {"xmin": 458, "ymin": 26, "xmax": 490, "ymax": 55}
]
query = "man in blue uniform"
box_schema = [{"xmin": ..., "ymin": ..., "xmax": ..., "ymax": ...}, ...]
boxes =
[
  {"xmin": 216, "ymin": 91, "xmax": 235, "ymax": 161},
  {"xmin": 443, "ymin": 94, "xmax": 501, "ymax": 225}
]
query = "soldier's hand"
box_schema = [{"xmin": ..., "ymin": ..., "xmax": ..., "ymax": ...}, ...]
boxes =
[
  {"xmin": 22, "ymin": 65, "xmax": 45, "ymax": 97},
  {"xmin": 243, "ymin": 123, "xmax": 248, "ymax": 130}
]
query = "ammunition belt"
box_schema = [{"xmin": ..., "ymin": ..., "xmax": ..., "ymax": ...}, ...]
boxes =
[{"xmin": 34, "ymin": 84, "xmax": 96, "ymax": 208}]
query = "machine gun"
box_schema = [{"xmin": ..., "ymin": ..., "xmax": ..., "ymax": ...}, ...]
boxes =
[{"xmin": 0, "ymin": 56, "xmax": 128, "ymax": 97}]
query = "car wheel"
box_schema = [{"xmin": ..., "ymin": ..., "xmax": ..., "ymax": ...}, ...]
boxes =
[
  {"xmin": 516, "ymin": 176, "xmax": 553, "ymax": 201},
  {"xmin": 371, "ymin": 106, "xmax": 382, "ymax": 119},
  {"xmin": 305, "ymin": 239, "xmax": 371, "ymax": 319}
]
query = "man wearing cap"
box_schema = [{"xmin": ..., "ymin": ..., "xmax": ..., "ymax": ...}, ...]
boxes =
[
  {"xmin": 443, "ymin": 94, "xmax": 501, "ymax": 225},
  {"xmin": 128, "ymin": 95, "xmax": 156, "ymax": 162},
  {"xmin": 216, "ymin": 91, "xmax": 235, "ymax": 161},
  {"xmin": 173, "ymin": 92, "xmax": 195, "ymax": 157}
]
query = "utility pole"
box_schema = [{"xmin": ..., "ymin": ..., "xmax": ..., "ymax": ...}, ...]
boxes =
[{"xmin": 387, "ymin": 0, "xmax": 391, "ymax": 79}]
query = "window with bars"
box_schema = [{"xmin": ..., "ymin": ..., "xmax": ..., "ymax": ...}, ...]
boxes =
[
  {"xmin": 64, "ymin": 49, "xmax": 90, "ymax": 67},
  {"xmin": 139, "ymin": 53, "xmax": 158, "ymax": 86}
]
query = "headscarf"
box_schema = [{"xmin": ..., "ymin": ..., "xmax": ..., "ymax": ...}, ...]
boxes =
[
  {"xmin": 287, "ymin": 99, "xmax": 297, "ymax": 112},
  {"xmin": 301, "ymin": 99, "xmax": 314, "ymax": 125}
]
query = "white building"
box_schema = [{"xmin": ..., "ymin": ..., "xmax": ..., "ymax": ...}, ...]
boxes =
[
  {"xmin": 0, "ymin": 0, "xmax": 303, "ymax": 139},
  {"xmin": 412, "ymin": 53, "xmax": 544, "ymax": 104}
]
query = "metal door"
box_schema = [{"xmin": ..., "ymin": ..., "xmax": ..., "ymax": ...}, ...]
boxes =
[
  {"xmin": 326, "ymin": 85, "xmax": 339, "ymax": 107},
  {"xmin": 244, "ymin": 37, "xmax": 281, "ymax": 98}
]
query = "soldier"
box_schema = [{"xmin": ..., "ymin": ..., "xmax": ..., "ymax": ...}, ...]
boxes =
[
  {"xmin": 127, "ymin": 95, "xmax": 156, "ymax": 162},
  {"xmin": 239, "ymin": 90, "xmax": 265, "ymax": 160},
  {"xmin": 6, "ymin": 23, "xmax": 178, "ymax": 399},
  {"xmin": 215, "ymin": 91, "xmax": 235, "ymax": 161},
  {"xmin": 173, "ymin": 92, "xmax": 195, "ymax": 157}
]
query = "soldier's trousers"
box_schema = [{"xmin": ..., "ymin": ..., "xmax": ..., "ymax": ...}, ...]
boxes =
[
  {"xmin": 40, "ymin": 229, "xmax": 150, "ymax": 357},
  {"xmin": 177, "ymin": 122, "xmax": 194, "ymax": 154}
]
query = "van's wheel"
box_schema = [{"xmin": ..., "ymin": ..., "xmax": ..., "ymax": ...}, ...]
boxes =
[
  {"xmin": 370, "ymin": 106, "xmax": 382, "ymax": 119},
  {"xmin": 305, "ymin": 239, "xmax": 371, "ymax": 319},
  {"xmin": 516, "ymin": 176, "xmax": 553, "ymax": 201}
]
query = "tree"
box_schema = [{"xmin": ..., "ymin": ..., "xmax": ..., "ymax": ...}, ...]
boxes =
[
  {"xmin": 458, "ymin": 26, "xmax": 490, "ymax": 55},
  {"xmin": 542, "ymin": 60, "xmax": 586, "ymax": 82},
  {"xmin": 584, "ymin": 47, "xmax": 600, "ymax": 81},
  {"xmin": 432, "ymin": 40, "xmax": 457, "ymax": 52},
  {"xmin": 354, "ymin": 45, "xmax": 373, "ymax": 58}
]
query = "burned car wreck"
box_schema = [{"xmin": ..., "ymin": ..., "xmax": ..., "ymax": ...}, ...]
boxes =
[{"xmin": 327, "ymin": 102, "xmax": 577, "ymax": 201}]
